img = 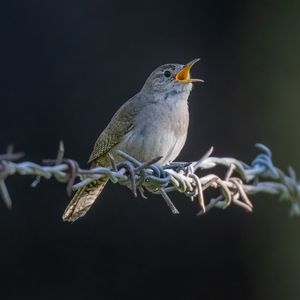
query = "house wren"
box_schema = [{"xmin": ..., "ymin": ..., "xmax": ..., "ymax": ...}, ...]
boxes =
[{"xmin": 63, "ymin": 59, "xmax": 203, "ymax": 222}]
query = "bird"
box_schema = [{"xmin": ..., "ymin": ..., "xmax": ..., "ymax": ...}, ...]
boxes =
[{"xmin": 62, "ymin": 58, "xmax": 203, "ymax": 222}]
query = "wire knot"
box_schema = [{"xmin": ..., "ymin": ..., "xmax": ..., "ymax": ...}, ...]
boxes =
[{"xmin": 251, "ymin": 144, "xmax": 279, "ymax": 179}]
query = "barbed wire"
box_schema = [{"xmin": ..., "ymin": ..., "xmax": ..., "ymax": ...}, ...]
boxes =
[{"xmin": 0, "ymin": 142, "xmax": 299, "ymax": 216}]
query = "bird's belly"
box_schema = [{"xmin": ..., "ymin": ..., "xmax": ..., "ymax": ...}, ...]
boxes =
[{"xmin": 112, "ymin": 123, "xmax": 187, "ymax": 165}]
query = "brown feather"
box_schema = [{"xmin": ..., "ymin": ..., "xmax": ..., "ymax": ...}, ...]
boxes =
[
  {"xmin": 88, "ymin": 96, "xmax": 138, "ymax": 163},
  {"xmin": 62, "ymin": 177, "xmax": 108, "ymax": 222},
  {"xmin": 62, "ymin": 155, "xmax": 110, "ymax": 222}
]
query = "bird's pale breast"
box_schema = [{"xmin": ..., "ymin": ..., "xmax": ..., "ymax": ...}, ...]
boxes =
[{"xmin": 111, "ymin": 92, "xmax": 189, "ymax": 164}]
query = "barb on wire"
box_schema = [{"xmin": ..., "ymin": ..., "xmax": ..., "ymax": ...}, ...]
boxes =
[{"xmin": 0, "ymin": 142, "xmax": 300, "ymax": 217}]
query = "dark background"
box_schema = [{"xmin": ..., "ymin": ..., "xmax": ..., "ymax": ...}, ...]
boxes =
[{"xmin": 1, "ymin": 0, "xmax": 300, "ymax": 299}]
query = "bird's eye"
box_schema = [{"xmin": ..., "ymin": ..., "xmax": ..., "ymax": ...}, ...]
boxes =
[{"xmin": 164, "ymin": 70, "xmax": 171, "ymax": 78}]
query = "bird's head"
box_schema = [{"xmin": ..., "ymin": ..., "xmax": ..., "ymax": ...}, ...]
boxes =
[{"xmin": 142, "ymin": 58, "xmax": 203, "ymax": 95}]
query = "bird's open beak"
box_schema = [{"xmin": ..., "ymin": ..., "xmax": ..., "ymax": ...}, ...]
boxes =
[{"xmin": 175, "ymin": 58, "xmax": 204, "ymax": 83}]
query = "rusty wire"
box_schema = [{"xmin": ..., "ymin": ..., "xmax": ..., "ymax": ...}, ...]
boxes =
[{"xmin": 0, "ymin": 142, "xmax": 300, "ymax": 217}]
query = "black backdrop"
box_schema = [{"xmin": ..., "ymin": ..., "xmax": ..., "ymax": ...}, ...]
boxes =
[{"xmin": 1, "ymin": 0, "xmax": 300, "ymax": 299}]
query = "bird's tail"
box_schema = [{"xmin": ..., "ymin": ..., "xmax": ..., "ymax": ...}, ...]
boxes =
[{"xmin": 62, "ymin": 177, "xmax": 108, "ymax": 222}]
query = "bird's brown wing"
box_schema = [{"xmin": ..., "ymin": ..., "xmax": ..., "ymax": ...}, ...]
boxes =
[
  {"xmin": 63, "ymin": 96, "xmax": 141, "ymax": 222},
  {"xmin": 88, "ymin": 97, "xmax": 138, "ymax": 164}
]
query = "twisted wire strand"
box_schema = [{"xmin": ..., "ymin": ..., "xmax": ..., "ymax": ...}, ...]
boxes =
[{"xmin": 0, "ymin": 143, "xmax": 299, "ymax": 217}]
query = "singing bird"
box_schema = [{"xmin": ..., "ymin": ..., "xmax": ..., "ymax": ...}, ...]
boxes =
[{"xmin": 63, "ymin": 59, "xmax": 203, "ymax": 222}]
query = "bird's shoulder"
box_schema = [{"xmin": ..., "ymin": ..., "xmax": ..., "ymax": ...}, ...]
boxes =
[{"xmin": 88, "ymin": 93, "xmax": 144, "ymax": 164}]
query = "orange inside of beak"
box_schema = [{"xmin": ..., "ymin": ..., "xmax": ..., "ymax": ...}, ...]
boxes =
[
  {"xmin": 175, "ymin": 59, "xmax": 203, "ymax": 83},
  {"xmin": 175, "ymin": 64, "xmax": 192, "ymax": 82}
]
